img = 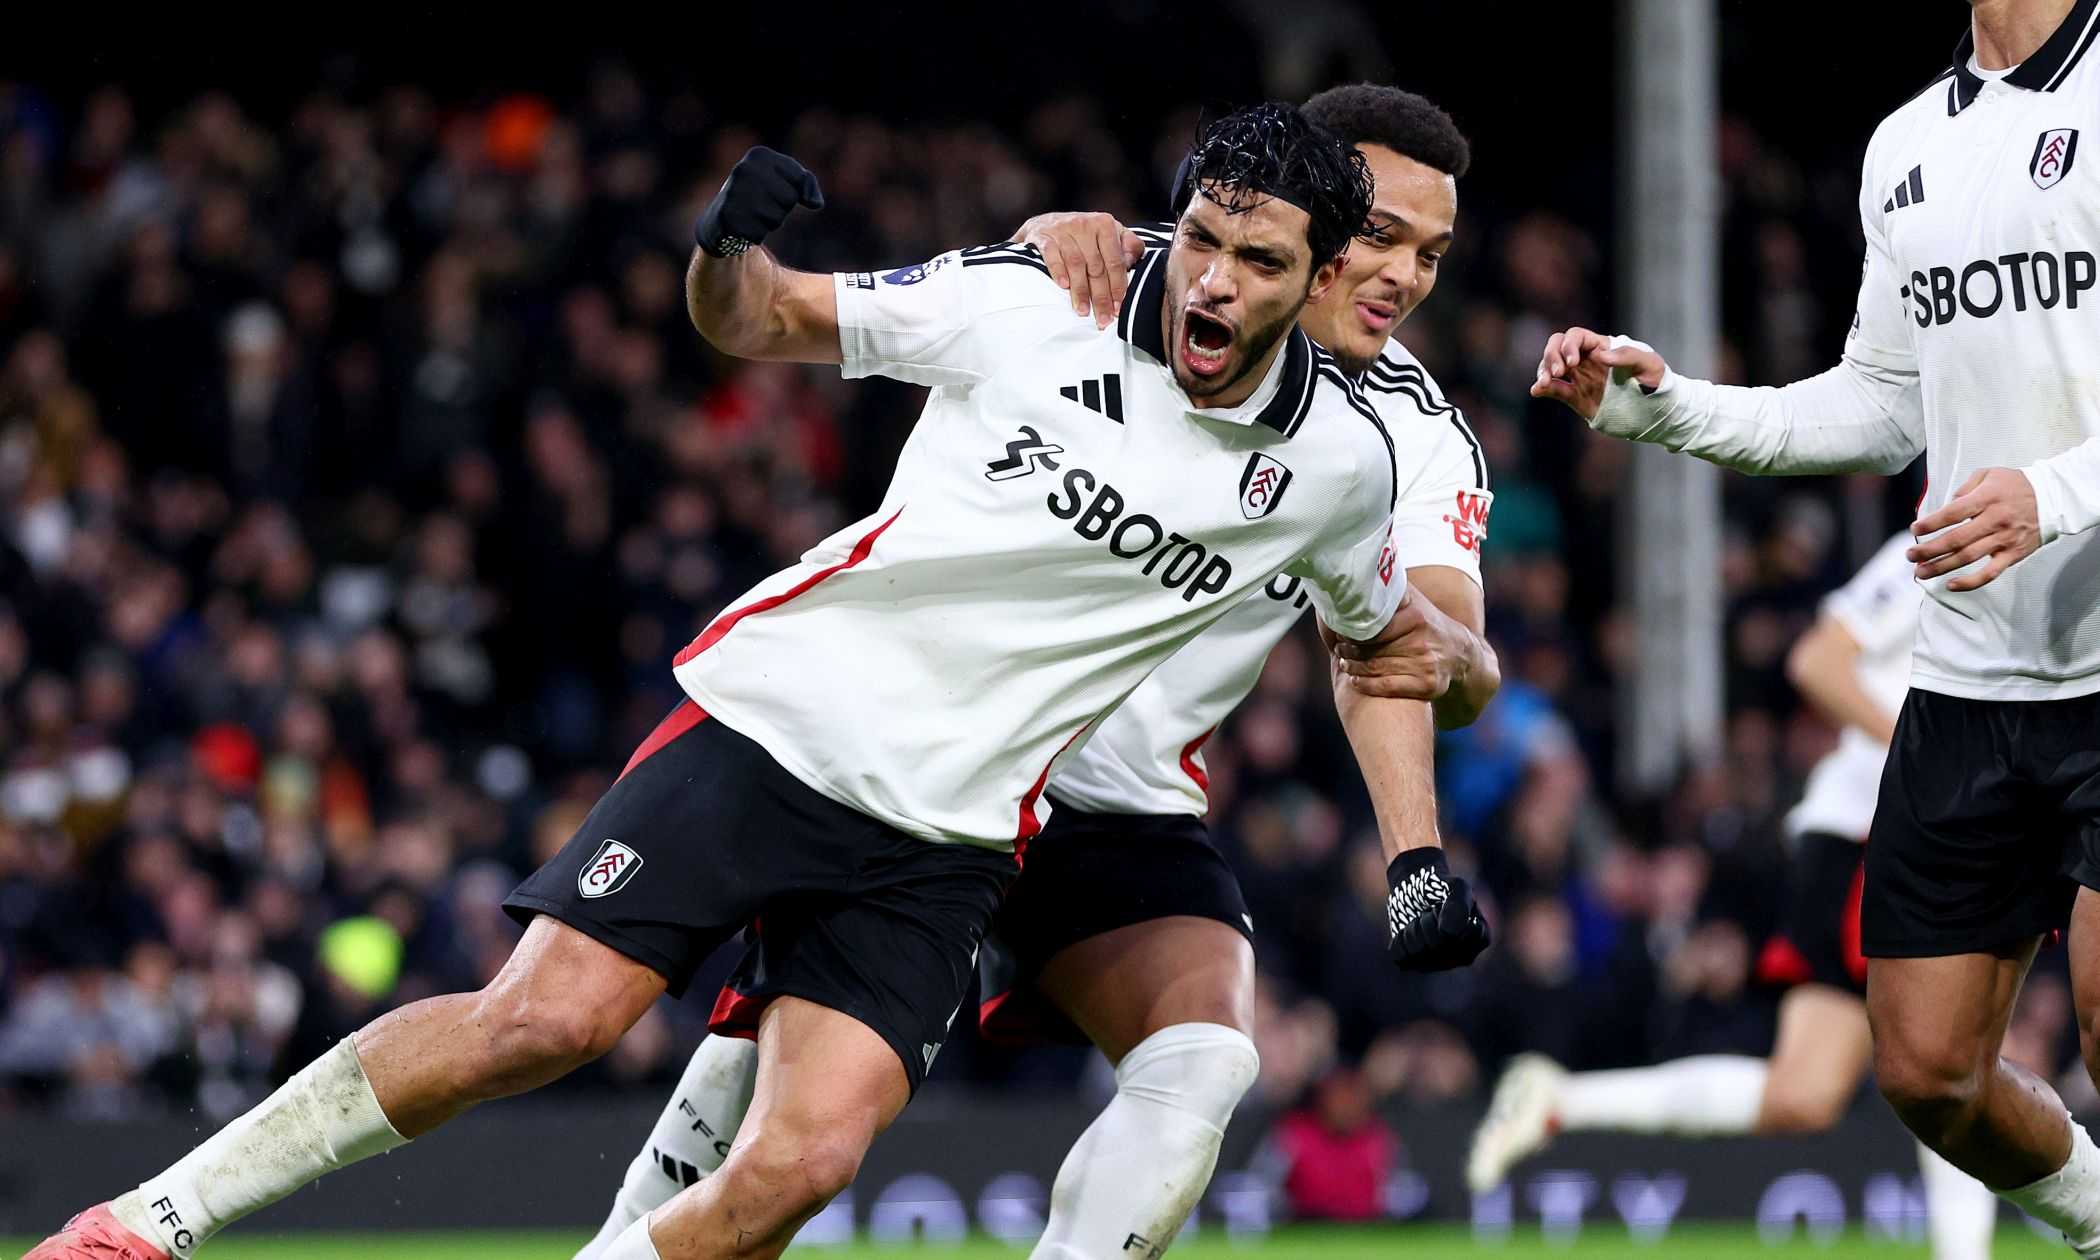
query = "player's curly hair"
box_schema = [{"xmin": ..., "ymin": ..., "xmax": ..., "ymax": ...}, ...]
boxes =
[
  {"xmin": 1302, "ymin": 83, "xmax": 1472, "ymax": 179},
  {"xmin": 1178, "ymin": 102, "xmax": 1378, "ymax": 268}
]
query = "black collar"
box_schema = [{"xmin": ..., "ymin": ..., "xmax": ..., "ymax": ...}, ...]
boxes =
[
  {"xmin": 1950, "ymin": 0, "xmax": 2100, "ymax": 113},
  {"xmin": 1114, "ymin": 245, "xmax": 1317, "ymax": 437}
]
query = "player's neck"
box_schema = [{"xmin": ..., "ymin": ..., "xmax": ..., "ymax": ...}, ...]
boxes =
[{"xmin": 1970, "ymin": 0, "xmax": 2076, "ymax": 70}]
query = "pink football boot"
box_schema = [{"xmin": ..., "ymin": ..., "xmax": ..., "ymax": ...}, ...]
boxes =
[{"xmin": 22, "ymin": 1204, "xmax": 171, "ymax": 1260}]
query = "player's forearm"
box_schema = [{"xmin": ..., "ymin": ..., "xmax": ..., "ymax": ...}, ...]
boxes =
[
  {"xmin": 2025, "ymin": 436, "xmax": 2100, "ymax": 543},
  {"xmin": 1334, "ymin": 685, "xmax": 1442, "ymax": 861},
  {"xmin": 685, "ymin": 247, "xmax": 840, "ymax": 364},
  {"xmin": 1595, "ymin": 358, "xmax": 1922, "ymax": 476},
  {"xmin": 687, "ymin": 245, "xmax": 784, "ymax": 357}
]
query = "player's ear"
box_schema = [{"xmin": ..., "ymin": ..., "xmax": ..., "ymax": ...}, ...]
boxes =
[{"xmin": 1305, "ymin": 251, "xmax": 1347, "ymax": 305}]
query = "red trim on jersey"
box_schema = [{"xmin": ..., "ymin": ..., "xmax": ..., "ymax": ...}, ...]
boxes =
[
  {"xmin": 708, "ymin": 983, "xmax": 768, "ymax": 1042},
  {"xmin": 1180, "ymin": 725, "xmax": 1219, "ymax": 795},
  {"xmin": 1015, "ymin": 722, "xmax": 1093, "ymax": 855},
  {"xmin": 673, "ymin": 506, "xmax": 907, "ymax": 668},
  {"xmin": 618, "ymin": 700, "xmax": 709, "ymax": 782}
]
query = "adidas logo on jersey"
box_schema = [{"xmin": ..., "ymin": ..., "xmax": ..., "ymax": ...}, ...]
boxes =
[
  {"xmin": 1883, "ymin": 165, "xmax": 1925, "ymax": 214},
  {"xmin": 1058, "ymin": 373, "xmax": 1125, "ymax": 422}
]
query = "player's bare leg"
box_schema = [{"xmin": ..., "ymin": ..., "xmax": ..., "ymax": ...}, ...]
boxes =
[
  {"xmin": 1758, "ymin": 984, "xmax": 1874, "ymax": 1131},
  {"xmin": 1872, "ymin": 943, "xmax": 2100, "ymax": 1255},
  {"xmin": 602, "ymin": 996, "xmax": 908, "ymax": 1260},
  {"xmin": 42, "ymin": 917, "xmax": 664, "ymax": 1260},
  {"xmin": 1469, "ymin": 983, "xmax": 1863, "ymax": 1189},
  {"xmin": 1870, "ymin": 946, "xmax": 2059, "ymax": 1184},
  {"xmin": 1027, "ymin": 916, "xmax": 1260, "ymax": 1259}
]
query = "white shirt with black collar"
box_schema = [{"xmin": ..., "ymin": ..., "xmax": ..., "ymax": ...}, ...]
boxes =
[
  {"xmin": 1596, "ymin": 0, "xmax": 2100, "ymax": 701},
  {"xmin": 1050, "ymin": 336, "xmax": 1491, "ymax": 819},
  {"xmin": 1848, "ymin": 0, "xmax": 2100, "ymax": 699},
  {"xmin": 672, "ymin": 242, "xmax": 1406, "ymax": 848}
]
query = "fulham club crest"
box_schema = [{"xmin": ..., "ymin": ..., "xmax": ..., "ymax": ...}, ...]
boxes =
[
  {"xmin": 1238, "ymin": 452, "xmax": 1293, "ymax": 519},
  {"xmin": 578, "ymin": 838, "xmax": 644, "ymax": 899},
  {"xmin": 2032, "ymin": 128, "xmax": 2079, "ymax": 190}
]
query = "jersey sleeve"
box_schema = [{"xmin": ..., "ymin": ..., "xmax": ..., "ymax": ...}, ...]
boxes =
[
  {"xmin": 1288, "ymin": 507, "xmax": 1408, "ymax": 642},
  {"xmin": 833, "ymin": 246, "xmax": 1068, "ymax": 387},
  {"xmin": 1386, "ymin": 412, "xmax": 1491, "ymax": 588},
  {"xmin": 1822, "ymin": 532, "xmax": 1922, "ymax": 654},
  {"xmin": 1845, "ymin": 132, "xmax": 1921, "ymax": 382}
]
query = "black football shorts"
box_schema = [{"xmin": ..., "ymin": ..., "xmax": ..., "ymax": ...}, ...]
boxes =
[
  {"xmin": 973, "ymin": 798, "xmax": 1252, "ymax": 1045},
  {"xmin": 1862, "ymin": 688, "xmax": 2100, "ymax": 958},
  {"xmin": 506, "ymin": 700, "xmax": 1016, "ymax": 1092}
]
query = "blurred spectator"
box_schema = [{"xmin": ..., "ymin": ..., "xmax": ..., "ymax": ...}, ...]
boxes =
[{"xmin": 1264, "ymin": 1067, "xmax": 1401, "ymax": 1222}]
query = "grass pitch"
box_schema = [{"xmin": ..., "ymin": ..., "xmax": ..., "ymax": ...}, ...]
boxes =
[{"xmin": 0, "ymin": 1226, "xmax": 2077, "ymax": 1259}]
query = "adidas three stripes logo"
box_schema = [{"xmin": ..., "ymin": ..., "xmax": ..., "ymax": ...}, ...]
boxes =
[
  {"xmin": 1059, "ymin": 373, "xmax": 1124, "ymax": 423},
  {"xmin": 1884, "ymin": 165, "xmax": 1925, "ymax": 213}
]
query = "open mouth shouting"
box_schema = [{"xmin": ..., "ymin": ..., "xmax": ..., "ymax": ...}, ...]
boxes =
[{"xmin": 1181, "ymin": 307, "xmax": 1237, "ymax": 379}]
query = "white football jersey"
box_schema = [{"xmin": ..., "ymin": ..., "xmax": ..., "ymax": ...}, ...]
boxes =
[
  {"xmin": 673, "ymin": 242, "xmax": 1407, "ymax": 849},
  {"xmin": 1050, "ymin": 339, "xmax": 1490, "ymax": 817},
  {"xmin": 1852, "ymin": 2, "xmax": 2100, "ymax": 699},
  {"xmin": 1786, "ymin": 533, "xmax": 1920, "ymax": 841}
]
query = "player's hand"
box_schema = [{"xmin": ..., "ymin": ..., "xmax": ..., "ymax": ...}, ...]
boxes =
[
  {"xmin": 1908, "ymin": 467, "xmax": 2043, "ymax": 591},
  {"xmin": 694, "ymin": 146, "xmax": 825, "ymax": 257},
  {"xmin": 1012, "ymin": 212, "xmax": 1147, "ymax": 327},
  {"xmin": 1330, "ymin": 590, "xmax": 1464, "ymax": 701},
  {"xmin": 1529, "ymin": 326, "xmax": 1666, "ymax": 420},
  {"xmin": 1386, "ymin": 847, "xmax": 1491, "ymax": 972}
]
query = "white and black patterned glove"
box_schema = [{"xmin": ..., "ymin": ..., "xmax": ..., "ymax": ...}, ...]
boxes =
[{"xmin": 1386, "ymin": 848, "xmax": 1490, "ymax": 972}]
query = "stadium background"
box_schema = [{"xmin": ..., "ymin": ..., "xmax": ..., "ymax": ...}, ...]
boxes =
[{"xmin": 0, "ymin": 2, "xmax": 2083, "ymax": 1254}]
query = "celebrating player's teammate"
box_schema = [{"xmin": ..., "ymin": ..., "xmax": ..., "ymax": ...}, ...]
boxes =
[
  {"xmin": 575, "ymin": 84, "xmax": 1495, "ymax": 1260},
  {"xmin": 29, "ymin": 102, "xmax": 1492, "ymax": 1260},
  {"xmin": 1467, "ymin": 533, "xmax": 2005, "ymax": 1260},
  {"xmin": 1527, "ymin": 0, "xmax": 2100, "ymax": 1252}
]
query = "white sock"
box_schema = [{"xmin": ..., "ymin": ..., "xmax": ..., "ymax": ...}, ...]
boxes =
[
  {"xmin": 1556, "ymin": 1056, "xmax": 1768, "ymax": 1136},
  {"xmin": 576, "ymin": 1036, "xmax": 758, "ymax": 1260},
  {"xmin": 1919, "ymin": 1139, "xmax": 1997, "ymax": 1260},
  {"xmin": 110, "ymin": 1039, "xmax": 405, "ymax": 1257},
  {"xmin": 595, "ymin": 1215, "xmax": 663, "ymax": 1260},
  {"xmin": 2001, "ymin": 1118, "xmax": 2100, "ymax": 1257},
  {"xmin": 1031, "ymin": 1023, "xmax": 1259, "ymax": 1260}
]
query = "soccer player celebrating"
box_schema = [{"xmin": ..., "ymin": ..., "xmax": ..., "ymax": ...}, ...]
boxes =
[
  {"xmin": 30, "ymin": 103, "xmax": 1490, "ymax": 1260},
  {"xmin": 1467, "ymin": 533, "xmax": 2005, "ymax": 1260},
  {"xmin": 576, "ymin": 85, "xmax": 1493, "ymax": 1260},
  {"xmin": 1526, "ymin": 0, "xmax": 2100, "ymax": 1251}
]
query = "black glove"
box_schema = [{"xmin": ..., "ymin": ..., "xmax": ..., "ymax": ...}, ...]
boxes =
[
  {"xmin": 1386, "ymin": 847, "xmax": 1491, "ymax": 972},
  {"xmin": 694, "ymin": 146, "xmax": 825, "ymax": 257}
]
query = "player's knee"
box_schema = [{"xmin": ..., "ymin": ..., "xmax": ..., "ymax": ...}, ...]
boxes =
[
  {"xmin": 1874, "ymin": 1036, "xmax": 1983, "ymax": 1132},
  {"xmin": 1116, "ymin": 1022, "xmax": 1261, "ymax": 1130},
  {"xmin": 469, "ymin": 982, "xmax": 624, "ymax": 1082},
  {"xmin": 731, "ymin": 1127, "xmax": 868, "ymax": 1208}
]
